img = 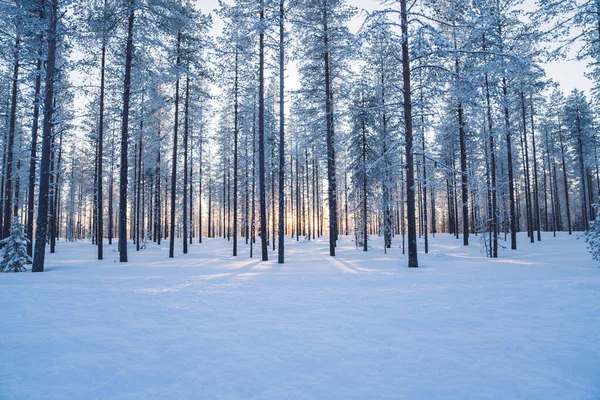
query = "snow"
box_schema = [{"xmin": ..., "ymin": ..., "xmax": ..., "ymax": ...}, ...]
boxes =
[{"xmin": 1, "ymin": 232, "xmax": 599, "ymax": 399}]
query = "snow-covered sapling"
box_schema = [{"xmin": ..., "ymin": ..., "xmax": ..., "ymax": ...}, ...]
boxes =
[
  {"xmin": 0, "ymin": 217, "xmax": 32, "ymax": 272},
  {"xmin": 584, "ymin": 204, "xmax": 600, "ymax": 266}
]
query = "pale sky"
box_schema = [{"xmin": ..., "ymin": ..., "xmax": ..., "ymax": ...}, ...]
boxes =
[{"xmin": 197, "ymin": 0, "xmax": 594, "ymax": 95}]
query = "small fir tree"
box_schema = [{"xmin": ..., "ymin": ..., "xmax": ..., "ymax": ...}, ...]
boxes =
[
  {"xmin": 584, "ymin": 204, "xmax": 600, "ymax": 265},
  {"xmin": 0, "ymin": 217, "xmax": 32, "ymax": 273}
]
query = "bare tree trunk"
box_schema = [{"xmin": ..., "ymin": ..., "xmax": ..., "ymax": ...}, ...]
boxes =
[
  {"xmin": 169, "ymin": 31, "xmax": 182, "ymax": 258},
  {"xmin": 323, "ymin": 5, "xmax": 337, "ymax": 256},
  {"xmin": 401, "ymin": 0, "xmax": 418, "ymax": 267},
  {"xmin": 558, "ymin": 120, "xmax": 572, "ymax": 234},
  {"xmin": 118, "ymin": 0, "xmax": 135, "ymax": 263},
  {"xmin": 529, "ymin": 96, "xmax": 541, "ymax": 240},
  {"xmin": 97, "ymin": 39, "xmax": 106, "ymax": 259},
  {"xmin": 135, "ymin": 98, "xmax": 143, "ymax": 251},
  {"xmin": 233, "ymin": 50, "xmax": 239, "ymax": 256},
  {"xmin": 258, "ymin": 2, "xmax": 268, "ymax": 261},
  {"xmin": 32, "ymin": 0, "xmax": 58, "ymax": 272},
  {"xmin": 503, "ymin": 77, "xmax": 517, "ymax": 250},
  {"xmin": 520, "ymin": 92, "xmax": 534, "ymax": 243},
  {"xmin": 277, "ymin": 0, "xmax": 285, "ymax": 263},
  {"xmin": 453, "ymin": 29, "xmax": 468, "ymax": 246},
  {"xmin": 26, "ymin": 38, "xmax": 42, "ymax": 256},
  {"xmin": 183, "ymin": 76, "xmax": 190, "ymax": 254},
  {"xmin": 483, "ymin": 38, "xmax": 498, "ymax": 256},
  {"xmin": 3, "ymin": 31, "xmax": 21, "ymax": 240}
]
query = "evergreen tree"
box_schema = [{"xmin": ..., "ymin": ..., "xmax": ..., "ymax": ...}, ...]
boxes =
[{"xmin": 0, "ymin": 217, "xmax": 32, "ymax": 273}]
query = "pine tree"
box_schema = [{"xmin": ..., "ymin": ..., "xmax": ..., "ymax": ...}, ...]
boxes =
[{"xmin": 0, "ymin": 217, "xmax": 32, "ymax": 273}]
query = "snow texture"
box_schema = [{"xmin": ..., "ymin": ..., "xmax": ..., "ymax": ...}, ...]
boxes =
[{"xmin": 1, "ymin": 232, "xmax": 599, "ymax": 399}]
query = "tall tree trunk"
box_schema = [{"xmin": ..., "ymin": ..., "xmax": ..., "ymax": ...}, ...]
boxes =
[
  {"xmin": 401, "ymin": 0, "xmax": 418, "ymax": 267},
  {"xmin": 454, "ymin": 30, "xmax": 468, "ymax": 246},
  {"xmin": 27, "ymin": 34, "xmax": 43, "ymax": 256},
  {"xmin": 558, "ymin": 120, "xmax": 572, "ymax": 234},
  {"xmin": 233, "ymin": 50, "xmax": 239, "ymax": 256},
  {"xmin": 520, "ymin": 92, "xmax": 534, "ymax": 243},
  {"xmin": 323, "ymin": 5, "xmax": 337, "ymax": 256},
  {"xmin": 503, "ymin": 77, "xmax": 517, "ymax": 250},
  {"xmin": 183, "ymin": 76, "xmax": 190, "ymax": 254},
  {"xmin": 118, "ymin": 0, "xmax": 135, "ymax": 263},
  {"xmin": 529, "ymin": 96, "xmax": 541, "ymax": 240},
  {"xmin": 361, "ymin": 95, "xmax": 368, "ymax": 252},
  {"xmin": 32, "ymin": 0, "xmax": 58, "ymax": 272},
  {"xmin": 108, "ymin": 125, "xmax": 115, "ymax": 245},
  {"xmin": 169, "ymin": 31, "xmax": 182, "ymax": 258},
  {"xmin": 135, "ymin": 99, "xmax": 143, "ymax": 251},
  {"xmin": 154, "ymin": 128, "xmax": 161, "ymax": 244},
  {"xmin": 198, "ymin": 122, "xmax": 203, "ymax": 243},
  {"xmin": 277, "ymin": 0, "xmax": 285, "ymax": 263},
  {"xmin": 483, "ymin": 35, "xmax": 498, "ymax": 256},
  {"xmin": 4, "ymin": 31, "xmax": 21, "ymax": 240},
  {"xmin": 258, "ymin": 2, "xmax": 268, "ymax": 261},
  {"xmin": 97, "ymin": 39, "xmax": 106, "ymax": 259}
]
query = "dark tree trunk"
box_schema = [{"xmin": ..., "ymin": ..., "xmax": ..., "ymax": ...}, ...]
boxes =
[
  {"xmin": 108, "ymin": 126, "xmax": 115, "ymax": 245},
  {"xmin": 503, "ymin": 77, "xmax": 517, "ymax": 250},
  {"xmin": 97, "ymin": 39, "xmax": 106, "ymax": 259},
  {"xmin": 401, "ymin": 0, "xmax": 418, "ymax": 267},
  {"xmin": 27, "ymin": 34, "xmax": 43, "ymax": 256},
  {"xmin": 183, "ymin": 76, "xmax": 190, "ymax": 254},
  {"xmin": 277, "ymin": 0, "xmax": 285, "ymax": 263},
  {"xmin": 520, "ymin": 92, "xmax": 534, "ymax": 243},
  {"xmin": 454, "ymin": 31, "xmax": 468, "ymax": 246},
  {"xmin": 3, "ymin": 33, "xmax": 20, "ymax": 240},
  {"xmin": 529, "ymin": 97, "xmax": 541, "ymax": 240},
  {"xmin": 484, "ymin": 70, "xmax": 498, "ymax": 257},
  {"xmin": 154, "ymin": 128, "xmax": 161, "ymax": 244},
  {"xmin": 118, "ymin": 0, "xmax": 135, "ymax": 263},
  {"xmin": 135, "ymin": 99, "xmax": 143, "ymax": 252},
  {"xmin": 169, "ymin": 31, "xmax": 182, "ymax": 258},
  {"xmin": 258, "ymin": 3, "xmax": 268, "ymax": 261},
  {"xmin": 32, "ymin": 0, "xmax": 58, "ymax": 272},
  {"xmin": 558, "ymin": 121, "xmax": 572, "ymax": 234},
  {"xmin": 323, "ymin": 6, "xmax": 337, "ymax": 256},
  {"xmin": 233, "ymin": 50, "xmax": 239, "ymax": 256},
  {"xmin": 198, "ymin": 123, "xmax": 203, "ymax": 243},
  {"xmin": 361, "ymin": 96, "xmax": 368, "ymax": 252}
]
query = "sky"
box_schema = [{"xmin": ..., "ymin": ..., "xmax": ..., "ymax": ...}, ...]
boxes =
[{"xmin": 196, "ymin": 0, "xmax": 594, "ymax": 95}]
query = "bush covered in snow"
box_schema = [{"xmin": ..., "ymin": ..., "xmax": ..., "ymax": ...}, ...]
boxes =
[{"xmin": 0, "ymin": 217, "xmax": 32, "ymax": 273}]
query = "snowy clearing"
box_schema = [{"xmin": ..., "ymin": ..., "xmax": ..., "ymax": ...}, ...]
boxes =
[{"xmin": 1, "ymin": 232, "xmax": 599, "ymax": 399}]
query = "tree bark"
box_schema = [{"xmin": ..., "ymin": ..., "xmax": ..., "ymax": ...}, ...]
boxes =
[
  {"xmin": 32, "ymin": 0, "xmax": 58, "ymax": 272},
  {"xmin": 118, "ymin": 0, "xmax": 135, "ymax": 263},
  {"xmin": 401, "ymin": 0, "xmax": 418, "ymax": 267},
  {"xmin": 258, "ymin": 2, "xmax": 268, "ymax": 261},
  {"xmin": 169, "ymin": 31, "xmax": 182, "ymax": 258},
  {"xmin": 277, "ymin": 0, "xmax": 285, "ymax": 263}
]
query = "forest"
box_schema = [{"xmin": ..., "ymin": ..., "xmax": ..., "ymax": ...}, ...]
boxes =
[
  {"xmin": 2, "ymin": 1, "xmax": 600, "ymax": 398},
  {"xmin": 0, "ymin": 0, "xmax": 599, "ymax": 271}
]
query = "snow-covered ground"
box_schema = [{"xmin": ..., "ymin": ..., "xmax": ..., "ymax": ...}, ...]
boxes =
[{"xmin": 1, "ymin": 232, "xmax": 599, "ymax": 399}]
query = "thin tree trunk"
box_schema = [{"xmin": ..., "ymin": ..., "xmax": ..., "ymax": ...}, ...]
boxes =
[
  {"xmin": 277, "ymin": 0, "xmax": 285, "ymax": 263},
  {"xmin": 118, "ymin": 0, "xmax": 135, "ymax": 263},
  {"xmin": 3, "ymin": 31, "xmax": 21, "ymax": 240},
  {"xmin": 233, "ymin": 50, "xmax": 239, "ymax": 256},
  {"xmin": 27, "ymin": 34, "xmax": 43, "ymax": 256},
  {"xmin": 258, "ymin": 2, "xmax": 268, "ymax": 261},
  {"xmin": 401, "ymin": 0, "xmax": 418, "ymax": 267},
  {"xmin": 503, "ymin": 77, "xmax": 517, "ymax": 249},
  {"xmin": 97, "ymin": 39, "xmax": 106, "ymax": 259},
  {"xmin": 169, "ymin": 31, "xmax": 182, "ymax": 258},
  {"xmin": 183, "ymin": 76, "xmax": 190, "ymax": 254}
]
